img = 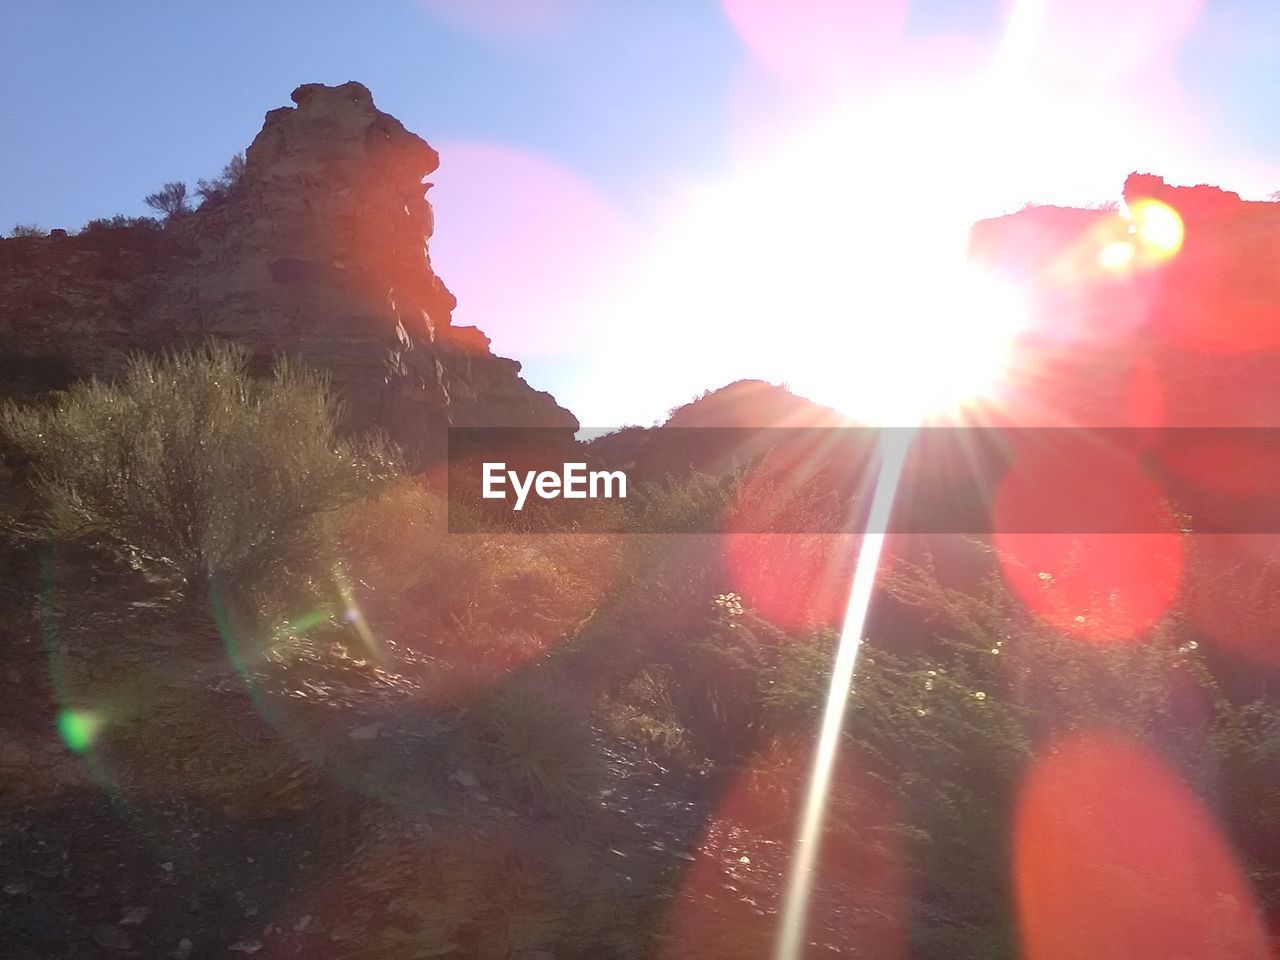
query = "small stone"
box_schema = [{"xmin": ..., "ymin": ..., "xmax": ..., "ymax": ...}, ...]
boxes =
[
  {"xmin": 452, "ymin": 768, "xmax": 480, "ymax": 788},
  {"xmin": 174, "ymin": 938, "xmax": 193, "ymax": 960},
  {"xmin": 93, "ymin": 925, "xmax": 131, "ymax": 950},
  {"xmin": 121, "ymin": 905, "xmax": 151, "ymax": 925},
  {"xmin": 738, "ymin": 855, "xmax": 751, "ymax": 864},
  {"xmin": 160, "ymin": 861, "xmax": 175, "ymax": 873},
  {"xmin": 294, "ymin": 915, "xmax": 312, "ymax": 932},
  {"xmin": 3, "ymin": 880, "xmax": 30, "ymax": 896},
  {"xmin": 349, "ymin": 725, "xmax": 379, "ymax": 741},
  {"xmin": 229, "ymin": 940, "xmax": 263, "ymax": 954}
]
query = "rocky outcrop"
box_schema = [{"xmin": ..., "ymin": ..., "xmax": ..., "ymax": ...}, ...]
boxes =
[
  {"xmin": 0, "ymin": 81, "xmax": 576, "ymax": 453},
  {"xmin": 968, "ymin": 175, "xmax": 1280, "ymax": 427}
]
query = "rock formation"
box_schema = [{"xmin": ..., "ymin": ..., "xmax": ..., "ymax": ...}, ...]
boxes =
[
  {"xmin": 968, "ymin": 175, "xmax": 1280, "ymax": 427},
  {"xmin": 0, "ymin": 81, "xmax": 577, "ymax": 454}
]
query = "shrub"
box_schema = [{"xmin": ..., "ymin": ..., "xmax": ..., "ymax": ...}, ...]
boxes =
[
  {"xmin": 327, "ymin": 476, "xmax": 447, "ymax": 606},
  {"xmin": 144, "ymin": 181, "xmax": 190, "ymax": 219},
  {"xmin": 327, "ymin": 479, "xmax": 617, "ymax": 674},
  {"xmin": 464, "ymin": 671, "xmax": 604, "ymax": 814},
  {"xmin": 410, "ymin": 535, "xmax": 607, "ymax": 655},
  {"xmin": 1, "ymin": 340, "xmax": 397, "ymax": 612},
  {"xmin": 600, "ymin": 665, "xmax": 696, "ymax": 769},
  {"xmin": 81, "ymin": 215, "xmax": 160, "ymax": 234},
  {"xmin": 196, "ymin": 152, "xmax": 246, "ymax": 205},
  {"xmin": 8, "ymin": 223, "xmax": 43, "ymax": 238}
]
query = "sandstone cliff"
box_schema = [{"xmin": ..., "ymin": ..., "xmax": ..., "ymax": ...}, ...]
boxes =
[{"xmin": 0, "ymin": 81, "xmax": 577, "ymax": 453}]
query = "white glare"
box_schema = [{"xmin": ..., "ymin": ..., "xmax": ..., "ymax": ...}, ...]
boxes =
[{"xmin": 774, "ymin": 430, "xmax": 914, "ymax": 960}]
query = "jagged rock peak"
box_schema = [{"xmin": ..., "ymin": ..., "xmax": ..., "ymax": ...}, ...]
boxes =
[
  {"xmin": 259, "ymin": 81, "xmax": 437, "ymax": 169},
  {"xmin": 182, "ymin": 79, "xmax": 455, "ymax": 343},
  {"xmin": 0, "ymin": 81, "xmax": 578, "ymax": 452}
]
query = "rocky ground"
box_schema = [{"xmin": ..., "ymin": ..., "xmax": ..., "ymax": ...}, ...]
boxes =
[{"xmin": 0, "ymin": 570, "xmax": 882, "ymax": 960}]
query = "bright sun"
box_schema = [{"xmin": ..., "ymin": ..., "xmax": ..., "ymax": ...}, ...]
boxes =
[
  {"xmin": 623, "ymin": 88, "xmax": 1036, "ymax": 426},
  {"xmin": 820, "ymin": 260, "xmax": 1031, "ymax": 425},
  {"xmin": 563, "ymin": 0, "xmax": 1190, "ymax": 429}
]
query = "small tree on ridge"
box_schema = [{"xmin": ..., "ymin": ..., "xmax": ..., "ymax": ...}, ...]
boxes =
[{"xmin": 144, "ymin": 181, "xmax": 190, "ymax": 220}]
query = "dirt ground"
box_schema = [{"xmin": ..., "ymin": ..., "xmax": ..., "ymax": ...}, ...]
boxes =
[{"xmin": 0, "ymin": 565, "xmax": 884, "ymax": 959}]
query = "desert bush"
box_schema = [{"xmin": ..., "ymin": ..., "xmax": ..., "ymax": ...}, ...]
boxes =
[
  {"xmin": 600, "ymin": 665, "xmax": 697, "ymax": 769},
  {"xmin": 1, "ymin": 340, "xmax": 397, "ymax": 615},
  {"xmin": 1214, "ymin": 699, "xmax": 1280, "ymax": 915},
  {"xmin": 864, "ymin": 549, "xmax": 1268, "ymax": 954},
  {"xmin": 589, "ymin": 589, "xmax": 799, "ymax": 763},
  {"xmin": 81, "ymin": 214, "xmax": 160, "ymax": 234},
  {"xmin": 411, "ymin": 536, "xmax": 605, "ymax": 653},
  {"xmin": 325, "ymin": 476, "xmax": 447, "ymax": 619},
  {"xmin": 571, "ymin": 468, "xmax": 851, "ymax": 663},
  {"xmin": 8, "ymin": 223, "xmax": 43, "ymax": 238},
  {"xmin": 326, "ymin": 477, "xmax": 618, "ymax": 675},
  {"xmin": 196, "ymin": 152, "xmax": 246, "ymax": 205},
  {"xmin": 660, "ymin": 599, "xmax": 788, "ymax": 758},
  {"xmin": 144, "ymin": 180, "xmax": 190, "ymax": 219},
  {"xmin": 463, "ymin": 670, "xmax": 605, "ymax": 814}
]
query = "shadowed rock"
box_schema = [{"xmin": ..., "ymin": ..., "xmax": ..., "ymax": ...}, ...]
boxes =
[{"xmin": 0, "ymin": 81, "xmax": 577, "ymax": 455}]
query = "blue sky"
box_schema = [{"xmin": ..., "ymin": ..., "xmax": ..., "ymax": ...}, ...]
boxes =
[
  {"xmin": 2, "ymin": 1, "xmax": 743, "ymax": 226},
  {"xmin": 3, "ymin": 1, "xmax": 1278, "ymax": 425}
]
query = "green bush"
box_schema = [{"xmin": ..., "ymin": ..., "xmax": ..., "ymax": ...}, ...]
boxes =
[
  {"xmin": 1, "ymin": 340, "xmax": 397, "ymax": 612},
  {"xmin": 464, "ymin": 671, "xmax": 604, "ymax": 814}
]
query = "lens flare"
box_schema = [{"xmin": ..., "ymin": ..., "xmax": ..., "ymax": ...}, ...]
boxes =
[
  {"xmin": 665, "ymin": 736, "xmax": 905, "ymax": 958},
  {"xmin": 774, "ymin": 431, "xmax": 911, "ymax": 960},
  {"xmin": 1130, "ymin": 197, "xmax": 1185, "ymax": 257},
  {"xmin": 1182, "ymin": 534, "xmax": 1280, "ymax": 666},
  {"xmin": 993, "ymin": 434, "xmax": 1183, "ymax": 641},
  {"xmin": 720, "ymin": 0, "xmax": 909, "ymax": 94},
  {"xmin": 1015, "ymin": 733, "xmax": 1269, "ymax": 960},
  {"xmin": 1099, "ymin": 240, "xmax": 1136, "ymax": 270},
  {"xmin": 333, "ymin": 570, "xmax": 385, "ymax": 666},
  {"xmin": 57, "ymin": 708, "xmax": 105, "ymax": 753}
]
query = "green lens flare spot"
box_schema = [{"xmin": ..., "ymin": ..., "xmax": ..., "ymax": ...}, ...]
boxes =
[
  {"xmin": 271, "ymin": 606, "xmax": 333, "ymax": 643},
  {"xmin": 58, "ymin": 709, "xmax": 105, "ymax": 753}
]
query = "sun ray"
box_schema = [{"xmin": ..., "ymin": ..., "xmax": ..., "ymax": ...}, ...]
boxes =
[{"xmin": 774, "ymin": 429, "xmax": 913, "ymax": 960}]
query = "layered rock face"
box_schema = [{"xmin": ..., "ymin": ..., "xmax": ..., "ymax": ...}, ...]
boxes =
[{"xmin": 0, "ymin": 81, "xmax": 576, "ymax": 452}]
